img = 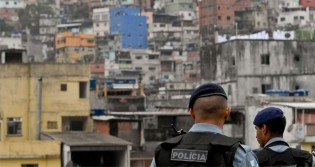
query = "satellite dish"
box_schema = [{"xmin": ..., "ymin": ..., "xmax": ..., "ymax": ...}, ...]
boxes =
[{"xmin": 285, "ymin": 33, "xmax": 291, "ymax": 38}]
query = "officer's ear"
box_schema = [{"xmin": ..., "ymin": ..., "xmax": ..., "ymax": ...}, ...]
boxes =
[
  {"xmin": 224, "ymin": 107, "xmax": 231, "ymax": 120},
  {"xmin": 189, "ymin": 108, "xmax": 195, "ymax": 120},
  {"xmin": 262, "ymin": 124, "xmax": 268, "ymax": 135}
]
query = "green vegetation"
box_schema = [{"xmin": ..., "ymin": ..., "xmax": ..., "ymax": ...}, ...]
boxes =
[
  {"xmin": 0, "ymin": 19, "xmax": 13, "ymax": 33},
  {"xmin": 18, "ymin": 4, "xmax": 54, "ymax": 35},
  {"xmin": 70, "ymin": 4, "xmax": 90, "ymax": 20},
  {"xmin": 295, "ymin": 30, "xmax": 315, "ymax": 40}
]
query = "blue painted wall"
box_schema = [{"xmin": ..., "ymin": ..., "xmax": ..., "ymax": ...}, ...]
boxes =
[{"xmin": 110, "ymin": 5, "xmax": 147, "ymax": 49}]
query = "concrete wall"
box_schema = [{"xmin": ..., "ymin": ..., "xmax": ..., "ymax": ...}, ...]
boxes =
[{"xmin": 201, "ymin": 40, "xmax": 315, "ymax": 106}]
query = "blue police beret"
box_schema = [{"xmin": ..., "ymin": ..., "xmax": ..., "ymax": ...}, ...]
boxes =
[
  {"xmin": 188, "ymin": 83, "xmax": 227, "ymax": 109},
  {"xmin": 253, "ymin": 107, "xmax": 284, "ymax": 125}
]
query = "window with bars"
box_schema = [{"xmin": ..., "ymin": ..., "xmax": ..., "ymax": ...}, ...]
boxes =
[
  {"xmin": 47, "ymin": 121, "xmax": 58, "ymax": 129},
  {"xmin": 7, "ymin": 117, "xmax": 22, "ymax": 135}
]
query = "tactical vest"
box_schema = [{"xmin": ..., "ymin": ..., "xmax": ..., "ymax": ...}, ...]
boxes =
[
  {"xmin": 256, "ymin": 141, "xmax": 313, "ymax": 167},
  {"xmin": 154, "ymin": 132, "xmax": 240, "ymax": 167}
]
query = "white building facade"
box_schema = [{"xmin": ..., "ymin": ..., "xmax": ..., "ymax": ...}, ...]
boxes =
[{"xmin": 93, "ymin": 7, "xmax": 110, "ymax": 37}]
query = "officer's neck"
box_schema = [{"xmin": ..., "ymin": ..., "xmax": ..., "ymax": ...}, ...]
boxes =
[{"xmin": 195, "ymin": 119, "xmax": 224, "ymax": 129}]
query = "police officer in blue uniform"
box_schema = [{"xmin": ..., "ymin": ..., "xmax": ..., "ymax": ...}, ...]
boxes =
[
  {"xmin": 253, "ymin": 107, "xmax": 315, "ymax": 166},
  {"xmin": 151, "ymin": 83, "xmax": 258, "ymax": 167}
]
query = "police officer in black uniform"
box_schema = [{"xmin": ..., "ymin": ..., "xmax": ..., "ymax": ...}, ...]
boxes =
[
  {"xmin": 253, "ymin": 107, "xmax": 314, "ymax": 166},
  {"xmin": 151, "ymin": 83, "xmax": 258, "ymax": 167}
]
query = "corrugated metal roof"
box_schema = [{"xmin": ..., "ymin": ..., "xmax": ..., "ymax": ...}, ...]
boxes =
[
  {"xmin": 107, "ymin": 110, "xmax": 190, "ymax": 116},
  {"xmin": 270, "ymin": 102, "xmax": 315, "ymax": 109},
  {"xmin": 42, "ymin": 132, "xmax": 132, "ymax": 146}
]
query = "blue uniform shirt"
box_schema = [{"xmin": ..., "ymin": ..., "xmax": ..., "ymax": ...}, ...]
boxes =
[
  {"xmin": 262, "ymin": 137, "xmax": 315, "ymax": 167},
  {"xmin": 150, "ymin": 123, "xmax": 259, "ymax": 167}
]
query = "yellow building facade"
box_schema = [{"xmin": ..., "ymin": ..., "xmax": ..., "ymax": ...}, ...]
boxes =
[
  {"xmin": 0, "ymin": 64, "xmax": 91, "ymax": 167},
  {"xmin": 55, "ymin": 31, "xmax": 96, "ymax": 63}
]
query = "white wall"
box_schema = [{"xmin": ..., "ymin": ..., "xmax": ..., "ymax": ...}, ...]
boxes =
[
  {"xmin": 93, "ymin": 8, "xmax": 110, "ymax": 37},
  {"xmin": 0, "ymin": 0, "xmax": 25, "ymax": 8},
  {"xmin": 277, "ymin": 8, "xmax": 310, "ymax": 27},
  {"xmin": 0, "ymin": 36, "xmax": 23, "ymax": 49}
]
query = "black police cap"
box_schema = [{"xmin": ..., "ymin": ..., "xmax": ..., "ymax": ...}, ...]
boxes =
[
  {"xmin": 253, "ymin": 107, "xmax": 284, "ymax": 126},
  {"xmin": 188, "ymin": 83, "xmax": 228, "ymax": 109}
]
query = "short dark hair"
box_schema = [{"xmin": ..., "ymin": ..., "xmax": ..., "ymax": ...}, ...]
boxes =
[{"xmin": 258, "ymin": 117, "xmax": 286, "ymax": 134}]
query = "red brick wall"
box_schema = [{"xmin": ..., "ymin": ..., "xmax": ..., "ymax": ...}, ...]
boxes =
[
  {"xmin": 300, "ymin": 0, "xmax": 315, "ymax": 8},
  {"xmin": 234, "ymin": 0, "xmax": 253, "ymax": 11},
  {"xmin": 118, "ymin": 122, "xmax": 133, "ymax": 130},
  {"xmin": 199, "ymin": 0, "xmax": 235, "ymax": 36},
  {"xmin": 94, "ymin": 120, "xmax": 110, "ymax": 134}
]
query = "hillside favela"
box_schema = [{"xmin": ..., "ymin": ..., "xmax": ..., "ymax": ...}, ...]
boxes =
[{"xmin": 1, "ymin": 0, "xmax": 315, "ymax": 166}]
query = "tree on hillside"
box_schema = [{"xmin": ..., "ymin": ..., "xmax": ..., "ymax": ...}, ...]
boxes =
[
  {"xmin": 71, "ymin": 3, "xmax": 89, "ymax": 20},
  {"xmin": 0, "ymin": 19, "xmax": 14, "ymax": 34},
  {"xmin": 18, "ymin": 4, "xmax": 54, "ymax": 35}
]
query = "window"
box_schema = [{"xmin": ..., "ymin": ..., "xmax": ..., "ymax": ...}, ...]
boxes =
[
  {"xmin": 135, "ymin": 56, "xmax": 142, "ymax": 59},
  {"xmin": 7, "ymin": 118, "xmax": 22, "ymax": 135},
  {"xmin": 135, "ymin": 67, "xmax": 142, "ymax": 70},
  {"xmin": 280, "ymin": 17, "xmax": 285, "ymax": 21},
  {"xmin": 190, "ymin": 73, "xmax": 197, "ymax": 78},
  {"xmin": 227, "ymin": 16, "xmax": 231, "ymax": 20},
  {"xmin": 252, "ymin": 87, "xmax": 259, "ymax": 94},
  {"xmin": 70, "ymin": 120, "xmax": 84, "ymax": 131},
  {"xmin": 21, "ymin": 164, "xmax": 38, "ymax": 167},
  {"xmin": 47, "ymin": 121, "xmax": 58, "ymax": 129},
  {"xmin": 218, "ymin": 16, "xmax": 221, "ymax": 20},
  {"xmin": 61, "ymin": 84, "xmax": 67, "ymax": 91},
  {"xmin": 262, "ymin": 84, "xmax": 271, "ymax": 94},
  {"xmin": 231, "ymin": 57, "xmax": 235, "ymax": 66},
  {"xmin": 79, "ymin": 82, "xmax": 88, "ymax": 98},
  {"xmin": 148, "ymin": 55, "xmax": 157, "ymax": 60},
  {"xmin": 294, "ymin": 54, "xmax": 300, "ymax": 61},
  {"xmin": 149, "ymin": 67, "xmax": 156, "ymax": 71},
  {"xmin": 300, "ymin": 16, "xmax": 305, "ymax": 20},
  {"xmin": 149, "ymin": 76, "xmax": 155, "ymax": 80},
  {"xmin": 261, "ymin": 54, "xmax": 270, "ymax": 65}
]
